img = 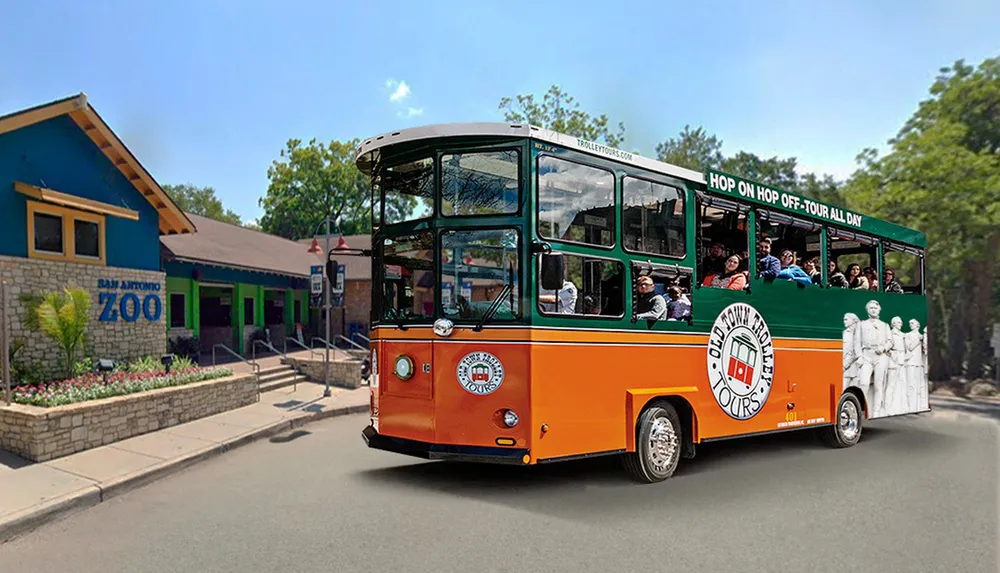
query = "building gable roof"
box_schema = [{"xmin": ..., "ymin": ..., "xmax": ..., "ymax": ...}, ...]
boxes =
[
  {"xmin": 0, "ymin": 93, "xmax": 195, "ymax": 235},
  {"xmin": 161, "ymin": 214, "xmax": 320, "ymax": 278}
]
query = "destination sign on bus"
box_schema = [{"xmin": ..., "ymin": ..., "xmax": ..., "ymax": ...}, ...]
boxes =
[{"xmin": 706, "ymin": 169, "xmax": 864, "ymax": 229}]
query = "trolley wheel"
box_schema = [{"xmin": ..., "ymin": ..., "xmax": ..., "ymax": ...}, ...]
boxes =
[
  {"xmin": 819, "ymin": 392, "xmax": 864, "ymax": 448},
  {"xmin": 622, "ymin": 402, "xmax": 682, "ymax": 483}
]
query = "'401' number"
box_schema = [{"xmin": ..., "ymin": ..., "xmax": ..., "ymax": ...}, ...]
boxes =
[{"xmin": 99, "ymin": 293, "xmax": 162, "ymax": 323}]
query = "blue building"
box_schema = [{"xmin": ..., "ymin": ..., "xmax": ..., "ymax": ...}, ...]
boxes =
[{"xmin": 0, "ymin": 94, "xmax": 314, "ymax": 380}]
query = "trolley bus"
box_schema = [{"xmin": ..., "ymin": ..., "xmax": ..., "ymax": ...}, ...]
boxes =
[{"xmin": 354, "ymin": 123, "xmax": 930, "ymax": 483}]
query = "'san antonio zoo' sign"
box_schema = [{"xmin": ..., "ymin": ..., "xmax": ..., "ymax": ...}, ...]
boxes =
[
  {"xmin": 97, "ymin": 279, "xmax": 163, "ymax": 323},
  {"xmin": 706, "ymin": 169, "xmax": 864, "ymax": 229}
]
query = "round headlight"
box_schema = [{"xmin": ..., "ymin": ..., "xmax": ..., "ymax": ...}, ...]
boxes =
[
  {"xmin": 503, "ymin": 409, "xmax": 519, "ymax": 428},
  {"xmin": 394, "ymin": 355, "xmax": 414, "ymax": 380}
]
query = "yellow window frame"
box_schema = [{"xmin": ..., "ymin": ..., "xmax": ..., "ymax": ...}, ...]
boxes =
[{"xmin": 26, "ymin": 200, "xmax": 107, "ymax": 266}]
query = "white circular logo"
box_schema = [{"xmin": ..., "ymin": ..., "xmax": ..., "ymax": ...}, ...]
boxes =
[
  {"xmin": 707, "ymin": 303, "xmax": 775, "ymax": 420},
  {"xmin": 456, "ymin": 352, "xmax": 505, "ymax": 395}
]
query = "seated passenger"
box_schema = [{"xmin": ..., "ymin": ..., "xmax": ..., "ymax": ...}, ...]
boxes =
[
  {"xmin": 863, "ymin": 267, "xmax": 879, "ymax": 291},
  {"xmin": 701, "ymin": 243, "xmax": 727, "ymax": 280},
  {"xmin": 635, "ymin": 276, "xmax": 667, "ymax": 320},
  {"xmin": 883, "ymin": 267, "xmax": 904, "ymax": 293},
  {"xmin": 757, "ymin": 238, "xmax": 780, "ymax": 279},
  {"xmin": 828, "ymin": 260, "xmax": 849, "ymax": 288},
  {"xmin": 539, "ymin": 278, "xmax": 578, "ymax": 314},
  {"xmin": 776, "ymin": 250, "xmax": 814, "ymax": 286},
  {"xmin": 702, "ymin": 255, "xmax": 747, "ymax": 290},
  {"xmin": 846, "ymin": 264, "xmax": 869, "ymax": 290},
  {"xmin": 665, "ymin": 286, "xmax": 692, "ymax": 321},
  {"xmin": 803, "ymin": 257, "xmax": 822, "ymax": 284}
]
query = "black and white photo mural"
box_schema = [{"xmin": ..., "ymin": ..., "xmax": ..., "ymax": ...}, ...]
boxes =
[{"xmin": 842, "ymin": 300, "xmax": 929, "ymax": 419}]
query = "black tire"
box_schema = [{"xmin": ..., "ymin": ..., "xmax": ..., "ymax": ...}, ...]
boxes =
[
  {"xmin": 818, "ymin": 392, "xmax": 864, "ymax": 448},
  {"xmin": 622, "ymin": 402, "xmax": 683, "ymax": 483}
]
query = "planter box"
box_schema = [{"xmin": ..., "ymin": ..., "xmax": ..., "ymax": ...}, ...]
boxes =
[
  {"xmin": 0, "ymin": 373, "xmax": 258, "ymax": 462},
  {"xmin": 284, "ymin": 357, "xmax": 364, "ymax": 389}
]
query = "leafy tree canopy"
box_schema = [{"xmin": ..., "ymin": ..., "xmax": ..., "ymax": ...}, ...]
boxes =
[
  {"xmin": 499, "ymin": 84, "xmax": 626, "ymax": 148},
  {"xmin": 162, "ymin": 184, "xmax": 242, "ymax": 226}
]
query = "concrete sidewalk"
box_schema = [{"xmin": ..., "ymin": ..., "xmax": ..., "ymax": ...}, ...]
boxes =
[{"xmin": 0, "ymin": 382, "xmax": 370, "ymax": 543}]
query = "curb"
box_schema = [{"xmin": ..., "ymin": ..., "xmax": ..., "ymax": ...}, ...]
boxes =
[{"xmin": 0, "ymin": 402, "xmax": 369, "ymax": 544}]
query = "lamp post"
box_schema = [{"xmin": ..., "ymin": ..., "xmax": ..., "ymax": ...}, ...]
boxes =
[{"xmin": 307, "ymin": 216, "xmax": 347, "ymax": 398}]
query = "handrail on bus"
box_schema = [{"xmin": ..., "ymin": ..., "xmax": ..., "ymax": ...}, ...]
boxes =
[{"xmin": 212, "ymin": 344, "xmax": 260, "ymax": 376}]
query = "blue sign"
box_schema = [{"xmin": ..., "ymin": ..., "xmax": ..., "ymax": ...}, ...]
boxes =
[{"xmin": 97, "ymin": 278, "xmax": 163, "ymax": 323}]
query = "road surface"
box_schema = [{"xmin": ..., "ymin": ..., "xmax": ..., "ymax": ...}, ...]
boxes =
[{"xmin": 0, "ymin": 404, "xmax": 996, "ymax": 573}]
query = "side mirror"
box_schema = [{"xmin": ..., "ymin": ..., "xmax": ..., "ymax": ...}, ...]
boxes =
[{"xmin": 540, "ymin": 253, "xmax": 564, "ymax": 290}]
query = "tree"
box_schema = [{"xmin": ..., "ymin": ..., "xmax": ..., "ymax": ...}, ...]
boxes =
[
  {"xmin": 162, "ymin": 184, "xmax": 242, "ymax": 226},
  {"xmin": 27, "ymin": 287, "xmax": 91, "ymax": 378},
  {"xmin": 258, "ymin": 138, "xmax": 414, "ymax": 240},
  {"xmin": 499, "ymin": 85, "xmax": 626, "ymax": 148},
  {"xmin": 655, "ymin": 125, "xmax": 724, "ymax": 173},
  {"xmin": 843, "ymin": 56, "xmax": 1000, "ymax": 381}
]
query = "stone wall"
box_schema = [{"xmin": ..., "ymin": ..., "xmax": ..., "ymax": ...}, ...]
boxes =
[
  {"xmin": 0, "ymin": 255, "xmax": 167, "ymax": 380},
  {"xmin": 285, "ymin": 356, "xmax": 365, "ymax": 389},
  {"xmin": 0, "ymin": 372, "xmax": 258, "ymax": 462}
]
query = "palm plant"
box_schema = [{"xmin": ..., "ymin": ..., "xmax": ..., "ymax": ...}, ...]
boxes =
[{"xmin": 33, "ymin": 288, "xmax": 91, "ymax": 377}]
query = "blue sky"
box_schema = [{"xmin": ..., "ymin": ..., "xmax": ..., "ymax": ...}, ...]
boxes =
[{"xmin": 2, "ymin": 0, "xmax": 998, "ymax": 225}]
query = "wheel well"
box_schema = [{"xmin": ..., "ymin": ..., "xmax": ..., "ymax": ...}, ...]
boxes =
[
  {"xmin": 844, "ymin": 387, "xmax": 868, "ymax": 418},
  {"xmin": 642, "ymin": 396, "xmax": 697, "ymax": 454}
]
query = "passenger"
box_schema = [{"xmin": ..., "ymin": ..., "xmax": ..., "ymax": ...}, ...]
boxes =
[
  {"xmin": 883, "ymin": 267, "xmax": 904, "ymax": 293},
  {"xmin": 665, "ymin": 286, "xmax": 692, "ymax": 321},
  {"xmin": 701, "ymin": 243, "xmax": 727, "ymax": 281},
  {"xmin": 634, "ymin": 276, "xmax": 667, "ymax": 320},
  {"xmin": 776, "ymin": 250, "xmax": 814, "ymax": 286},
  {"xmin": 863, "ymin": 267, "xmax": 880, "ymax": 291},
  {"xmin": 846, "ymin": 264, "xmax": 869, "ymax": 290},
  {"xmin": 538, "ymin": 277, "xmax": 578, "ymax": 314},
  {"xmin": 828, "ymin": 260, "xmax": 849, "ymax": 288},
  {"xmin": 757, "ymin": 238, "xmax": 781, "ymax": 279},
  {"xmin": 702, "ymin": 255, "xmax": 747, "ymax": 290},
  {"xmin": 802, "ymin": 257, "xmax": 822, "ymax": 284}
]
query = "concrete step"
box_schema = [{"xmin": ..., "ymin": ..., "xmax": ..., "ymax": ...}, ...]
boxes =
[
  {"xmin": 259, "ymin": 374, "xmax": 310, "ymax": 393},
  {"xmin": 259, "ymin": 367, "xmax": 297, "ymax": 384},
  {"xmin": 258, "ymin": 364, "xmax": 294, "ymax": 377}
]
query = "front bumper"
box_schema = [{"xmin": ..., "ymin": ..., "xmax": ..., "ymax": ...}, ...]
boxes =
[{"xmin": 362, "ymin": 425, "xmax": 529, "ymax": 465}]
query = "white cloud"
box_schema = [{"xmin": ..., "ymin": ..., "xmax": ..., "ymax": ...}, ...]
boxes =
[
  {"xmin": 386, "ymin": 79, "xmax": 411, "ymax": 102},
  {"xmin": 398, "ymin": 107, "xmax": 424, "ymax": 118}
]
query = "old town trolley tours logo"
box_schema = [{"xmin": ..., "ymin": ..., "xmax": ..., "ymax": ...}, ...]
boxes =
[
  {"xmin": 456, "ymin": 351, "xmax": 505, "ymax": 395},
  {"xmin": 707, "ymin": 303, "xmax": 775, "ymax": 420}
]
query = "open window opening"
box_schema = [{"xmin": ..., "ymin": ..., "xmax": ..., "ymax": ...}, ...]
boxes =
[
  {"xmin": 827, "ymin": 228, "xmax": 880, "ymax": 291},
  {"xmin": 696, "ymin": 194, "xmax": 750, "ymax": 290},
  {"xmin": 538, "ymin": 252, "xmax": 624, "ymax": 318},
  {"xmin": 756, "ymin": 210, "xmax": 823, "ymax": 287},
  {"xmin": 631, "ymin": 260, "xmax": 693, "ymax": 324},
  {"xmin": 882, "ymin": 242, "xmax": 925, "ymax": 294}
]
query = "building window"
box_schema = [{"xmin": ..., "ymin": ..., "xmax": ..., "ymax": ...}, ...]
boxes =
[
  {"xmin": 33, "ymin": 212, "xmax": 64, "ymax": 254},
  {"xmin": 244, "ymin": 298, "xmax": 255, "ymax": 325},
  {"xmin": 26, "ymin": 200, "xmax": 106, "ymax": 265},
  {"xmin": 169, "ymin": 293, "xmax": 186, "ymax": 328}
]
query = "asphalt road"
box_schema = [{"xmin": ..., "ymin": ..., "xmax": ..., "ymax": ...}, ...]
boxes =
[{"xmin": 0, "ymin": 404, "xmax": 996, "ymax": 573}]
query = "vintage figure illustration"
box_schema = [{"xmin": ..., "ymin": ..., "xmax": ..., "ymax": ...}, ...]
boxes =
[{"xmin": 843, "ymin": 301, "xmax": 929, "ymax": 418}]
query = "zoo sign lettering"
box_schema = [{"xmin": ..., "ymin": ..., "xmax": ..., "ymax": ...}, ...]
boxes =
[{"xmin": 97, "ymin": 278, "xmax": 163, "ymax": 323}]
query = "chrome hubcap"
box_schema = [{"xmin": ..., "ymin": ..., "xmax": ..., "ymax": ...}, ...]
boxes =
[
  {"xmin": 839, "ymin": 401, "xmax": 859, "ymax": 441},
  {"xmin": 647, "ymin": 417, "xmax": 678, "ymax": 473}
]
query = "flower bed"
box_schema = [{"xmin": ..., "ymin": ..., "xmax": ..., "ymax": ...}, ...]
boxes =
[{"xmin": 10, "ymin": 366, "xmax": 234, "ymax": 407}]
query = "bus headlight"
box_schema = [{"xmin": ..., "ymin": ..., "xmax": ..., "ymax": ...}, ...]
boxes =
[
  {"xmin": 503, "ymin": 409, "xmax": 519, "ymax": 428},
  {"xmin": 394, "ymin": 355, "xmax": 414, "ymax": 380}
]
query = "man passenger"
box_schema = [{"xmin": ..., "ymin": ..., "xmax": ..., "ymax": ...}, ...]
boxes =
[
  {"xmin": 538, "ymin": 274, "xmax": 578, "ymax": 314},
  {"xmin": 635, "ymin": 275, "xmax": 666, "ymax": 320},
  {"xmin": 757, "ymin": 238, "xmax": 781, "ymax": 279},
  {"xmin": 701, "ymin": 242, "xmax": 727, "ymax": 281}
]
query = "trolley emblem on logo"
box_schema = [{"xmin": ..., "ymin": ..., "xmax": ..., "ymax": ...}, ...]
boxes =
[
  {"xmin": 707, "ymin": 303, "xmax": 775, "ymax": 420},
  {"xmin": 456, "ymin": 352, "xmax": 505, "ymax": 396}
]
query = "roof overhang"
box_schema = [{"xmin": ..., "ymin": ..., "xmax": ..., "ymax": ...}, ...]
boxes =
[{"xmin": 0, "ymin": 93, "xmax": 196, "ymax": 236}]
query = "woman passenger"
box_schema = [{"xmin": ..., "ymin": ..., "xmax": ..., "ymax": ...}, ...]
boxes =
[
  {"xmin": 702, "ymin": 255, "xmax": 747, "ymax": 290},
  {"xmin": 846, "ymin": 264, "xmax": 869, "ymax": 290},
  {"xmin": 863, "ymin": 267, "xmax": 879, "ymax": 291},
  {"xmin": 828, "ymin": 260, "xmax": 849, "ymax": 288},
  {"xmin": 776, "ymin": 249, "xmax": 814, "ymax": 286}
]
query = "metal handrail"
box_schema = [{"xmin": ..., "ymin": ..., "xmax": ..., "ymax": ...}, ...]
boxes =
[
  {"xmin": 284, "ymin": 336, "xmax": 322, "ymax": 360},
  {"xmin": 352, "ymin": 333, "xmax": 371, "ymax": 346},
  {"xmin": 212, "ymin": 344, "xmax": 260, "ymax": 375},
  {"xmin": 312, "ymin": 336, "xmax": 337, "ymax": 351},
  {"xmin": 252, "ymin": 339, "xmax": 288, "ymax": 364},
  {"xmin": 336, "ymin": 335, "xmax": 367, "ymax": 352}
]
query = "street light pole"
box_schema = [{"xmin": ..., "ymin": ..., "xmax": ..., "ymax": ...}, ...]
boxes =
[{"xmin": 323, "ymin": 215, "xmax": 331, "ymax": 398}]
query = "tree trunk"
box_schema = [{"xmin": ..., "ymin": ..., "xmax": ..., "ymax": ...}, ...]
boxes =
[
  {"xmin": 964, "ymin": 233, "xmax": 1000, "ymax": 380},
  {"xmin": 927, "ymin": 287, "xmax": 949, "ymax": 380},
  {"xmin": 946, "ymin": 276, "xmax": 971, "ymax": 378}
]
